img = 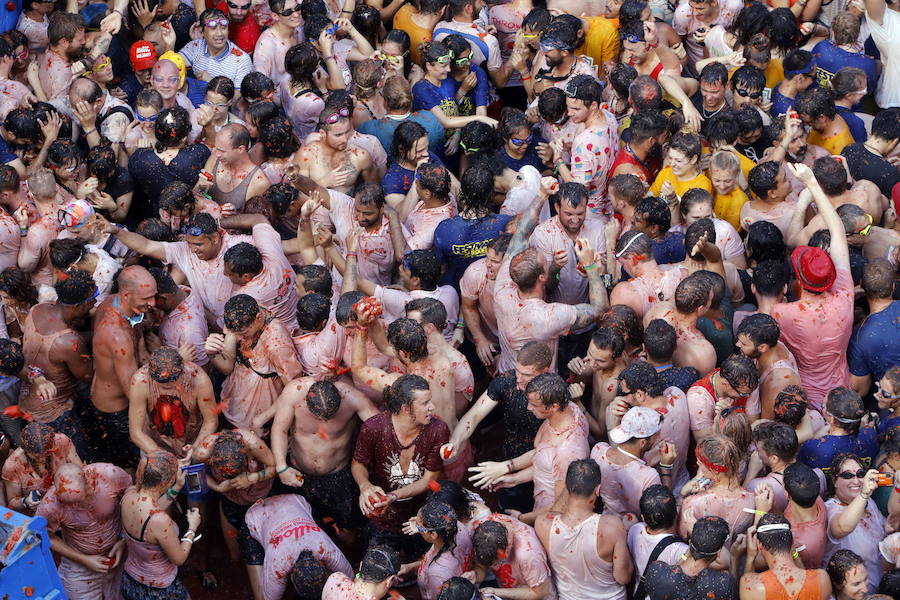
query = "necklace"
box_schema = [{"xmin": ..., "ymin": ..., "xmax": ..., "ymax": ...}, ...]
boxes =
[
  {"xmin": 864, "ymin": 142, "xmax": 883, "ymax": 157},
  {"xmin": 617, "ymin": 446, "xmax": 644, "ymax": 463}
]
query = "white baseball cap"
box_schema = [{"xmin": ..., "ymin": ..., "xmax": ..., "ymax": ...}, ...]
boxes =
[{"xmin": 608, "ymin": 406, "xmax": 662, "ymax": 445}]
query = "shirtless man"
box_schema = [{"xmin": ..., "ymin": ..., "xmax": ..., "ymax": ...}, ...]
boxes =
[
  {"xmin": 37, "ymin": 462, "xmax": 132, "ymax": 600},
  {"xmin": 294, "ymin": 107, "xmax": 376, "ymax": 195},
  {"xmin": 270, "ymin": 377, "xmax": 378, "ymax": 532},
  {"xmin": 89, "ymin": 265, "xmax": 157, "ymax": 469},
  {"xmin": 643, "ymin": 271, "xmax": 718, "ymax": 375},
  {"xmin": 202, "ymin": 124, "xmax": 270, "ymax": 214},
  {"xmin": 534, "ymin": 459, "xmax": 632, "ymax": 599},
  {"xmin": 610, "ymin": 231, "xmax": 687, "ymax": 320},
  {"xmin": 567, "ymin": 327, "xmax": 628, "ymax": 439},
  {"xmin": 736, "ymin": 314, "xmax": 801, "ymax": 420},
  {"xmin": 18, "ymin": 169, "xmax": 64, "ymax": 287},
  {"xmin": 128, "ymin": 347, "xmax": 217, "ymax": 459},
  {"xmin": 21, "ymin": 270, "xmax": 95, "ymax": 460}
]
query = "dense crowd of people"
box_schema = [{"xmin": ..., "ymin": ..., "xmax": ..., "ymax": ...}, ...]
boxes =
[{"xmin": 1, "ymin": 0, "xmax": 900, "ymax": 598}]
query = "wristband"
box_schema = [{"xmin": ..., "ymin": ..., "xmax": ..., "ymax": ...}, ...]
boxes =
[
  {"xmin": 277, "ymin": 465, "xmax": 290, "ymax": 474},
  {"xmin": 166, "ymin": 487, "xmax": 178, "ymax": 500},
  {"xmin": 659, "ymin": 463, "xmax": 674, "ymax": 469},
  {"xmin": 520, "ymin": 75, "xmax": 532, "ymax": 81},
  {"xmin": 506, "ymin": 460, "xmax": 514, "ymax": 473},
  {"xmin": 27, "ymin": 365, "xmax": 45, "ymax": 382},
  {"xmin": 82, "ymin": 128, "xmax": 97, "ymax": 136},
  {"xmin": 346, "ymin": 252, "xmax": 357, "ymax": 259},
  {"xmin": 181, "ymin": 533, "xmax": 202, "ymax": 543},
  {"xmin": 582, "ymin": 263, "xmax": 596, "ymax": 272},
  {"xmin": 456, "ymin": 320, "xmax": 465, "ymax": 328}
]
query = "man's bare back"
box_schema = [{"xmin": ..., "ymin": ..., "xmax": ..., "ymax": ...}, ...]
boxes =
[
  {"xmin": 92, "ymin": 296, "xmax": 143, "ymax": 413},
  {"xmin": 645, "ymin": 301, "xmax": 717, "ymax": 375}
]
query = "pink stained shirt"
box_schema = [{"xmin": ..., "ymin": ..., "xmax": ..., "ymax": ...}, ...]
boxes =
[
  {"xmin": 678, "ymin": 489, "xmax": 755, "ymax": 544},
  {"xmin": 530, "ymin": 216, "xmax": 606, "ymax": 306},
  {"xmin": 280, "ymin": 87, "xmax": 324, "ymax": 141},
  {"xmin": 549, "ymin": 513, "xmax": 626, "ymax": 600},
  {"xmin": 375, "ymin": 285, "xmax": 461, "ymax": 341},
  {"xmin": 785, "ymin": 497, "xmax": 828, "ymax": 570},
  {"xmin": 418, "ymin": 524, "xmax": 473, "ymax": 600},
  {"xmin": 406, "ymin": 201, "xmax": 458, "ymax": 251},
  {"xmin": 0, "ymin": 209, "xmax": 20, "ymax": 271},
  {"xmin": 590, "ymin": 442, "xmax": 661, "ymax": 519},
  {"xmin": 1, "ymin": 434, "xmax": 77, "ymax": 501},
  {"xmin": 481, "ymin": 513, "xmax": 557, "ymax": 599},
  {"xmin": 672, "ymin": 0, "xmax": 743, "ymax": 67},
  {"xmin": 771, "ymin": 268, "xmax": 854, "ymax": 412},
  {"xmin": 493, "ymin": 253, "xmax": 578, "ymax": 373},
  {"xmin": 38, "ymin": 49, "xmax": 73, "ymax": 100},
  {"xmin": 739, "ymin": 198, "xmax": 798, "ymax": 239},
  {"xmin": 244, "ymin": 494, "xmax": 353, "ymax": 600},
  {"xmin": 569, "ymin": 111, "xmax": 621, "ymax": 223},
  {"xmin": 329, "ymin": 190, "xmax": 410, "ymax": 287},
  {"xmin": 221, "ymin": 318, "xmax": 303, "ymax": 429},
  {"xmin": 533, "ymin": 404, "xmax": 590, "ymax": 511},
  {"xmin": 17, "ymin": 13, "xmax": 48, "ymax": 54},
  {"xmin": 251, "ymin": 28, "xmax": 299, "ymax": 91},
  {"xmin": 825, "ymin": 497, "xmax": 885, "ymax": 590},
  {"xmin": 539, "ymin": 119, "xmax": 586, "ymax": 166},
  {"xmin": 37, "ymin": 463, "xmax": 132, "ymax": 555},
  {"xmin": 292, "ymin": 316, "xmax": 346, "ymax": 378},
  {"xmin": 642, "ymin": 386, "xmax": 692, "ymax": 491},
  {"xmin": 234, "ymin": 223, "xmax": 299, "ymax": 333},
  {"xmin": 163, "ymin": 232, "xmax": 249, "ymax": 322},
  {"xmin": 686, "ymin": 373, "xmax": 762, "ymax": 433},
  {"xmin": 22, "ymin": 212, "xmax": 63, "ymax": 286},
  {"xmin": 448, "ymin": 346, "xmax": 475, "ymax": 402},
  {"xmin": 459, "ymin": 258, "xmax": 499, "ymax": 341},
  {"xmin": 627, "ymin": 522, "xmax": 689, "ymax": 582},
  {"xmin": 0, "ymin": 79, "xmax": 32, "ymax": 123},
  {"xmin": 159, "ymin": 286, "xmax": 210, "ymax": 366}
]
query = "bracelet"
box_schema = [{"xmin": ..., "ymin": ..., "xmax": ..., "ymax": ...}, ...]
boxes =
[
  {"xmin": 26, "ymin": 365, "xmax": 44, "ymax": 381},
  {"xmin": 181, "ymin": 533, "xmax": 202, "ymax": 543},
  {"xmin": 506, "ymin": 460, "xmax": 514, "ymax": 473},
  {"xmin": 582, "ymin": 263, "xmax": 596, "ymax": 272},
  {"xmin": 82, "ymin": 128, "xmax": 96, "ymax": 136},
  {"xmin": 324, "ymin": 55, "xmax": 336, "ymax": 61},
  {"xmin": 520, "ymin": 75, "xmax": 532, "ymax": 81},
  {"xmin": 456, "ymin": 320, "xmax": 465, "ymax": 328},
  {"xmin": 346, "ymin": 252, "xmax": 357, "ymax": 259},
  {"xmin": 165, "ymin": 487, "xmax": 178, "ymax": 500},
  {"xmin": 553, "ymin": 161, "xmax": 565, "ymax": 176},
  {"xmin": 341, "ymin": 8, "xmax": 353, "ymax": 12},
  {"xmin": 277, "ymin": 465, "xmax": 290, "ymax": 474},
  {"xmin": 659, "ymin": 463, "xmax": 673, "ymax": 469}
]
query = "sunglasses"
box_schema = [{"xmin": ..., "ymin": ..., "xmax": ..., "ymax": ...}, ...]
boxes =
[
  {"xmin": 208, "ymin": 100, "xmax": 231, "ymax": 109},
  {"xmin": 459, "ymin": 141, "xmax": 479, "ymax": 153},
  {"xmin": 378, "ymin": 51, "xmax": 406, "ymax": 64},
  {"xmin": 847, "ymin": 213, "xmax": 873, "ymax": 237},
  {"xmin": 279, "ymin": 5, "xmax": 300, "ymax": 16},
  {"xmin": 323, "ymin": 106, "xmax": 350, "ymax": 124},
  {"xmin": 836, "ymin": 469, "xmax": 866, "ymax": 480},
  {"xmin": 522, "ymin": 31, "xmax": 540, "ymax": 39},
  {"xmin": 877, "ymin": 381, "xmax": 900, "ymax": 400},
  {"xmin": 511, "ymin": 135, "xmax": 533, "ymax": 146},
  {"xmin": 454, "ymin": 55, "xmax": 471, "ymax": 65},
  {"xmin": 136, "ymin": 113, "xmax": 158, "ymax": 122},
  {"xmin": 734, "ymin": 87, "xmax": 762, "ymax": 99},
  {"xmin": 91, "ymin": 56, "xmax": 111, "ymax": 73},
  {"xmin": 185, "ymin": 226, "xmax": 206, "ymax": 237},
  {"xmin": 433, "ymin": 53, "xmax": 453, "ymax": 64},
  {"xmin": 203, "ymin": 18, "xmax": 230, "ymax": 28},
  {"xmin": 226, "ymin": 0, "xmax": 250, "ymax": 8},
  {"xmin": 325, "ymin": 23, "xmax": 339, "ymax": 35}
]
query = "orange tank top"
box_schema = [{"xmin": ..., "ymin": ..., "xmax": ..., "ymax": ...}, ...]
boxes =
[
  {"xmin": 760, "ymin": 569, "xmax": 822, "ymax": 600},
  {"xmin": 21, "ymin": 309, "xmax": 76, "ymax": 421}
]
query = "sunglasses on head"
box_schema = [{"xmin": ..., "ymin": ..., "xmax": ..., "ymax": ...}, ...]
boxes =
[
  {"xmin": 623, "ymin": 33, "xmax": 642, "ymax": 44},
  {"xmin": 203, "ymin": 18, "xmax": 230, "ymax": 28},
  {"xmin": 323, "ymin": 106, "xmax": 351, "ymax": 124},
  {"xmin": 433, "ymin": 53, "xmax": 453, "ymax": 64},
  {"xmin": 522, "ymin": 31, "xmax": 541, "ymax": 39},
  {"xmin": 734, "ymin": 87, "xmax": 761, "ymax": 99},
  {"xmin": 90, "ymin": 56, "xmax": 111, "ymax": 73},
  {"xmin": 837, "ymin": 469, "xmax": 866, "ymax": 480},
  {"xmin": 185, "ymin": 226, "xmax": 205, "ymax": 237},
  {"xmin": 847, "ymin": 213, "xmax": 873, "ymax": 237}
]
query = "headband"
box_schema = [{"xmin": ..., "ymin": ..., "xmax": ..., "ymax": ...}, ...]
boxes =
[
  {"xmin": 615, "ymin": 232, "xmax": 645, "ymax": 258},
  {"xmin": 832, "ymin": 414, "xmax": 862, "ymax": 424},
  {"xmin": 695, "ymin": 446, "xmax": 728, "ymax": 473},
  {"xmin": 784, "ymin": 62, "xmax": 816, "ymax": 78},
  {"xmin": 757, "ymin": 523, "xmax": 790, "ymax": 533},
  {"xmin": 688, "ymin": 539, "xmax": 720, "ymax": 558},
  {"xmin": 540, "ymin": 36, "xmax": 574, "ymax": 52}
]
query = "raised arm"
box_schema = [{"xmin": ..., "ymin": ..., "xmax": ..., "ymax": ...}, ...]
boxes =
[
  {"xmin": 571, "ymin": 238, "xmax": 609, "ymax": 330},
  {"xmin": 100, "ymin": 217, "xmax": 167, "ymax": 261},
  {"xmin": 507, "ymin": 178, "xmax": 556, "ymax": 257},
  {"xmin": 787, "ymin": 162, "xmax": 851, "ymax": 271}
]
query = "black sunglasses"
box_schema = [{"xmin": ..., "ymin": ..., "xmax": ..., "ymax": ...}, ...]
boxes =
[
  {"xmin": 279, "ymin": 5, "xmax": 300, "ymax": 16},
  {"xmin": 227, "ymin": 0, "xmax": 251, "ymax": 7},
  {"xmin": 836, "ymin": 469, "xmax": 866, "ymax": 480},
  {"xmin": 734, "ymin": 87, "xmax": 762, "ymax": 99}
]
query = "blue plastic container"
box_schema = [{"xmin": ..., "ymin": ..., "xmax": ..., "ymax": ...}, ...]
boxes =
[{"xmin": 0, "ymin": 506, "xmax": 66, "ymax": 600}]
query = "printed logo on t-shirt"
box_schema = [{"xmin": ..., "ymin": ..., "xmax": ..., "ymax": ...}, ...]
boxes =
[
  {"xmin": 268, "ymin": 519, "xmax": 322, "ymax": 549},
  {"xmin": 386, "ymin": 451, "xmax": 424, "ymax": 489}
]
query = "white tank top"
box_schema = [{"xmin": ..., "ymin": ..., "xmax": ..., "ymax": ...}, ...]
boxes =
[{"xmin": 548, "ymin": 513, "xmax": 626, "ymax": 600}]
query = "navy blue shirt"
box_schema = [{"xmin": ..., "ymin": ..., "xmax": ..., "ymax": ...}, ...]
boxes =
[
  {"xmin": 433, "ymin": 213, "xmax": 513, "ymax": 288},
  {"xmin": 357, "ymin": 112, "xmax": 445, "ymax": 158},
  {"xmin": 812, "ymin": 40, "xmax": 879, "ymax": 98},
  {"xmin": 0, "ymin": 137, "xmax": 18, "ymax": 166},
  {"xmin": 656, "ymin": 365, "xmax": 700, "ymax": 393},
  {"xmin": 835, "ymin": 106, "xmax": 868, "ymax": 143},
  {"xmin": 849, "ymin": 301, "xmax": 900, "ymax": 382},
  {"xmin": 382, "ymin": 151, "xmax": 443, "ymax": 197},
  {"xmin": 797, "ymin": 428, "xmax": 880, "ymax": 472},
  {"xmin": 452, "ymin": 64, "xmax": 491, "ymax": 116},
  {"xmin": 652, "ymin": 230, "xmax": 686, "ymax": 265},
  {"xmin": 771, "ymin": 84, "xmax": 798, "ymax": 117},
  {"xmin": 412, "ymin": 77, "xmax": 459, "ymax": 116},
  {"xmin": 184, "ymin": 77, "xmax": 208, "ymax": 108}
]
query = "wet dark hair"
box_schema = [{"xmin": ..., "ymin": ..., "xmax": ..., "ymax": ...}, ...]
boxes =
[
  {"xmin": 879, "ymin": 569, "xmax": 900, "ymax": 598},
  {"xmin": 753, "ymin": 421, "xmax": 798, "ymax": 463},
  {"xmin": 488, "ymin": 233, "xmax": 511, "ymax": 255},
  {"xmin": 746, "ymin": 225, "xmax": 787, "ymax": 266},
  {"xmin": 289, "ymin": 550, "xmax": 330, "ymax": 599},
  {"xmin": 137, "ymin": 450, "xmax": 178, "ymax": 490},
  {"xmin": 635, "ymin": 196, "xmax": 671, "ymax": 233},
  {"xmin": 391, "ymin": 120, "xmax": 428, "ymax": 163},
  {"xmin": 351, "ymin": 4, "xmax": 380, "ymax": 47},
  {"xmin": 825, "ymin": 388, "xmax": 865, "ymax": 434},
  {"xmin": 429, "ymin": 480, "xmax": 473, "ymax": 521},
  {"xmin": 565, "ymin": 458, "xmax": 600, "ymax": 497},
  {"xmin": 54, "ymin": 267, "xmax": 97, "ymax": 306},
  {"xmin": 185, "ymin": 212, "xmax": 219, "ymax": 237},
  {"xmin": 206, "ymin": 75, "xmax": 235, "ymax": 101},
  {"xmin": 783, "ymin": 461, "xmax": 820, "ymax": 508},
  {"xmin": 159, "ymin": 180, "xmax": 195, "ymax": 214},
  {"xmin": 223, "ymin": 294, "xmax": 259, "ymax": 330},
  {"xmin": 137, "ymin": 218, "xmax": 176, "ymax": 242},
  {"xmin": 731, "ymin": 2, "xmax": 772, "ymax": 47},
  {"xmin": 0, "ymin": 266, "xmax": 38, "ymax": 306},
  {"xmin": 551, "ymin": 181, "xmax": 588, "ymax": 210},
  {"xmin": 383, "ymin": 29, "xmax": 414, "ymax": 77},
  {"xmin": 154, "ymin": 107, "xmax": 191, "ymax": 152},
  {"xmin": 600, "ymin": 304, "xmax": 643, "ymax": 348},
  {"xmin": 747, "ymin": 160, "xmax": 781, "ymax": 200},
  {"xmin": 207, "ymin": 430, "xmax": 250, "ymax": 480},
  {"xmin": 629, "ymin": 110, "xmax": 668, "ymax": 145},
  {"xmin": 285, "ymin": 42, "xmax": 321, "ymax": 88},
  {"xmin": 674, "ymin": 272, "xmax": 711, "ymax": 314},
  {"xmin": 525, "ymin": 372, "xmax": 570, "ymax": 409},
  {"xmin": 812, "ymin": 156, "xmax": 850, "ymax": 196},
  {"xmin": 49, "ymin": 238, "xmax": 87, "ymax": 270},
  {"xmin": 303, "ymin": 13, "xmax": 334, "ymax": 45},
  {"xmin": 720, "ymin": 355, "xmax": 759, "ymax": 393},
  {"xmin": 735, "ymin": 107, "xmax": 764, "ymax": 137},
  {"xmin": 684, "ymin": 219, "xmax": 717, "ymax": 260},
  {"xmin": 700, "ymin": 62, "xmax": 729, "ymax": 88},
  {"xmin": 245, "ymin": 99, "xmax": 281, "ymax": 134},
  {"xmin": 21, "ymin": 422, "xmax": 56, "ymax": 459},
  {"xmin": 387, "ymin": 317, "xmax": 429, "ymax": 362},
  {"xmin": 149, "ymin": 267, "xmax": 179, "ymax": 295},
  {"xmin": 437, "ymin": 577, "xmax": 482, "ymax": 600},
  {"xmin": 47, "ymin": 139, "xmax": 83, "ymax": 172},
  {"xmin": 443, "ymin": 34, "xmax": 473, "ymax": 65},
  {"xmin": 0, "ymin": 165, "xmax": 19, "ymax": 194},
  {"xmin": 403, "ymin": 249, "xmax": 441, "ymax": 289},
  {"xmin": 796, "ymin": 86, "xmax": 836, "ymax": 121},
  {"xmin": 872, "ymin": 107, "xmax": 900, "ymax": 141},
  {"xmin": 384, "ymin": 373, "xmax": 430, "ymax": 413},
  {"xmin": 541, "ymin": 15, "xmax": 580, "ymax": 51},
  {"xmin": 3, "ymin": 108, "xmax": 39, "ymax": 144},
  {"xmin": 590, "ymin": 327, "xmax": 624, "ymax": 359},
  {"xmin": 335, "ymin": 291, "xmax": 366, "ymax": 325},
  {"xmin": 640, "ymin": 484, "xmax": 678, "ymax": 530},
  {"xmin": 87, "ymin": 143, "xmax": 117, "ymax": 184},
  {"xmin": 260, "ymin": 118, "xmax": 299, "ymax": 158},
  {"xmin": 522, "ymin": 6, "xmax": 551, "ymax": 32},
  {"xmin": 769, "ymin": 8, "xmax": 801, "ymax": 56},
  {"xmin": 499, "ymin": 107, "xmax": 530, "ymax": 144},
  {"xmin": 224, "ymin": 242, "xmax": 263, "ymax": 277},
  {"xmin": 355, "ymin": 182, "xmax": 386, "ymax": 209},
  {"xmin": 406, "ymin": 297, "xmax": 447, "ymax": 331},
  {"xmin": 643, "ymin": 319, "xmax": 676, "ymax": 362},
  {"xmin": 359, "ymin": 545, "xmax": 400, "ymax": 582},
  {"xmin": 458, "ymin": 165, "xmax": 496, "ymax": 215},
  {"xmin": 297, "ymin": 264, "xmax": 332, "ymax": 295},
  {"xmin": 737, "ymin": 312, "xmax": 780, "ymax": 348},
  {"xmin": 538, "ymin": 87, "xmax": 567, "ymax": 124},
  {"xmin": 705, "ymin": 111, "xmax": 740, "ymax": 146},
  {"xmin": 299, "ymin": 0, "xmax": 328, "ymax": 19},
  {"xmin": 264, "ymin": 182, "xmax": 299, "ymax": 217},
  {"xmin": 773, "ymin": 385, "xmax": 808, "ymax": 428},
  {"xmin": 241, "ymin": 71, "xmax": 276, "ymax": 103},
  {"xmin": 827, "ymin": 549, "xmax": 865, "ymax": 590},
  {"xmin": 306, "ymin": 380, "xmax": 341, "ymax": 420},
  {"xmin": 422, "ymin": 39, "xmax": 453, "ymax": 66},
  {"xmin": 421, "ymin": 499, "xmax": 459, "ymax": 564},
  {"xmin": 689, "ymin": 516, "xmax": 730, "ymax": 559},
  {"xmin": 473, "ymin": 520, "xmax": 508, "ymax": 566},
  {"xmin": 618, "ymin": 360, "xmax": 666, "ymax": 397},
  {"xmin": 756, "ymin": 512, "xmax": 793, "ymax": 553},
  {"xmin": 297, "ymin": 292, "xmax": 330, "ymax": 332},
  {"xmin": 417, "ymin": 161, "xmax": 451, "ymax": 197},
  {"xmin": 609, "ymin": 62, "xmax": 639, "ymax": 101},
  {"xmin": 0, "ymin": 338, "xmax": 24, "ymax": 376}
]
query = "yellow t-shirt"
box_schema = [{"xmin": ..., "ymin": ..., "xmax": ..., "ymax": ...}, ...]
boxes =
[
  {"xmin": 578, "ymin": 16, "xmax": 620, "ymax": 68},
  {"xmin": 393, "ymin": 4, "xmax": 432, "ymax": 66},
  {"xmin": 650, "ymin": 167, "xmax": 714, "ymax": 199},
  {"xmin": 714, "ymin": 188, "xmax": 750, "ymax": 231},
  {"xmin": 808, "ymin": 115, "xmax": 855, "ymax": 156}
]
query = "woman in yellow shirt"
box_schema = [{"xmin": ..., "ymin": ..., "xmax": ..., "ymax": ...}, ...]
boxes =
[
  {"xmin": 710, "ymin": 151, "xmax": 749, "ymax": 230},
  {"xmin": 651, "ymin": 133, "xmax": 713, "ymax": 225}
]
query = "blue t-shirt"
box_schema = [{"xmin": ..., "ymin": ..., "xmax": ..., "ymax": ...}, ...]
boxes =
[
  {"xmin": 382, "ymin": 151, "xmax": 444, "ymax": 197},
  {"xmin": 835, "ymin": 106, "xmax": 868, "ymax": 143},
  {"xmin": 797, "ymin": 428, "xmax": 880, "ymax": 472},
  {"xmin": 812, "ymin": 40, "xmax": 879, "ymax": 98},
  {"xmin": 184, "ymin": 77, "xmax": 208, "ymax": 108},
  {"xmin": 412, "ymin": 77, "xmax": 460, "ymax": 116},
  {"xmin": 502, "ymin": 139, "xmax": 547, "ymax": 172},
  {"xmin": 453, "ymin": 64, "xmax": 491, "ymax": 116},
  {"xmin": 357, "ymin": 112, "xmax": 445, "ymax": 158},
  {"xmin": 652, "ymin": 230, "xmax": 686, "ymax": 265},
  {"xmin": 433, "ymin": 213, "xmax": 513, "ymax": 288},
  {"xmin": 849, "ymin": 301, "xmax": 900, "ymax": 381},
  {"xmin": 0, "ymin": 136, "xmax": 18, "ymax": 166},
  {"xmin": 771, "ymin": 84, "xmax": 798, "ymax": 117}
]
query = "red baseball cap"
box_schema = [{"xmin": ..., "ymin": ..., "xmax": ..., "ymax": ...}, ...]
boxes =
[
  {"xmin": 790, "ymin": 245, "xmax": 836, "ymax": 293},
  {"xmin": 130, "ymin": 41, "xmax": 157, "ymax": 71}
]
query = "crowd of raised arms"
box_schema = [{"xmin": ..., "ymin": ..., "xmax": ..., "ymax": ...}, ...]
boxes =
[{"xmin": 2, "ymin": 0, "xmax": 900, "ymax": 598}]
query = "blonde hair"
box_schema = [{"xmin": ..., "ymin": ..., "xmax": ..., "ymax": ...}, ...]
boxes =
[{"xmin": 710, "ymin": 151, "xmax": 740, "ymax": 175}]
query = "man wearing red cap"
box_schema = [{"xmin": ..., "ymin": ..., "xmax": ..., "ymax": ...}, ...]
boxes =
[
  {"xmin": 121, "ymin": 40, "xmax": 157, "ymax": 107},
  {"xmin": 772, "ymin": 163, "xmax": 854, "ymax": 413}
]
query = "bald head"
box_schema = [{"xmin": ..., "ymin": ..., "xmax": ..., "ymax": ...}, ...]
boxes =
[
  {"xmin": 153, "ymin": 59, "xmax": 179, "ymax": 78},
  {"xmin": 222, "ymin": 123, "xmax": 251, "ymax": 151},
  {"xmin": 118, "ymin": 266, "xmax": 157, "ymax": 314},
  {"xmin": 69, "ymin": 77, "xmax": 102, "ymax": 104}
]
